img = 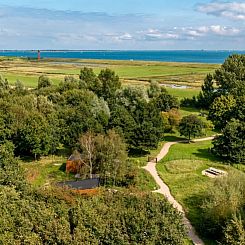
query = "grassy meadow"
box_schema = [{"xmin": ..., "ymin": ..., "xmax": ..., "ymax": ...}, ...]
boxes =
[{"xmin": 0, "ymin": 57, "xmax": 218, "ymax": 92}]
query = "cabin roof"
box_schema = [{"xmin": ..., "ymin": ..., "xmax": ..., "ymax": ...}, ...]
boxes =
[
  {"xmin": 68, "ymin": 152, "xmax": 82, "ymax": 161},
  {"xmin": 57, "ymin": 178, "xmax": 100, "ymax": 190}
]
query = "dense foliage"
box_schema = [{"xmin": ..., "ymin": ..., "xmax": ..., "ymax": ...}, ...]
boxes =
[
  {"xmin": 198, "ymin": 172, "xmax": 245, "ymax": 244},
  {"xmin": 0, "ymin": 68, "xmax": 181, "ymax": 159},
  {"xmin": 212, "ymin": 120, "xmax": 245, "ymax": 164},
  {"xmin": 195, "ymin": 54, "xmax": 245, "ymax": 163},
  {"xmin": 0, "ymin": 186, "xmax": 187, "ymax": 244},
  {"xmin": 0, "ymin": 145, "xmax": 187, "ymax": 244},
  {"xmin": 179, "ymin": 115, "xmax": 205, "ymax": 142},
  {"xmin": 0, "ymin": 70, "xmax": 188, "ymax": 244}
]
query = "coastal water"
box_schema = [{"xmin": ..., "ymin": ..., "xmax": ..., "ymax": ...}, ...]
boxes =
[{"xmin": 0, "ymin": 50, "xmax": 245, "ymax": 64}]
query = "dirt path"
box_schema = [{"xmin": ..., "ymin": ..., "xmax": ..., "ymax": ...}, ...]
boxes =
[{"xmin": 143, "ymin": 136, "xmax": 215, "ymax": 245}]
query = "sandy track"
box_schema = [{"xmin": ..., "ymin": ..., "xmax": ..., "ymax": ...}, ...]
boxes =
[{"xmin": 143, "ymin": 137, "xmax": 215, "ymax": 245}]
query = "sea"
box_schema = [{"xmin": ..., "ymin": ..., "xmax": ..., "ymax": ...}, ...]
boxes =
[{"xmin": 0, "ymin": 50, "xmax": 245, "ymax": 64}]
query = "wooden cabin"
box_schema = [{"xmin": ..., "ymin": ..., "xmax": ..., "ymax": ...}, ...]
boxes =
[{"xmin": 66, "ymin": 151, "xmax": 84, "ymax": 174}]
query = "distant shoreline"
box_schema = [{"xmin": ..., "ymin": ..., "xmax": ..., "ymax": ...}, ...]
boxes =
[
  {"xmin": 1, "ymin": 49, "xmax": 245, "ymax": 52},
  {"xmin": 0, "ymin": 50, "xmax": 244, "ymax": 64}
]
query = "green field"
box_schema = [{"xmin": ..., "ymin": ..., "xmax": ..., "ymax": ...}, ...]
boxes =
[{"xmin": 0, "ymin": 57, "xmax": 218, "ymax": 89}]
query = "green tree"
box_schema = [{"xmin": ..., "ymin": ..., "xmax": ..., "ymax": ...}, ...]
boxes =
[
  {"xmin": 179, "ymin": 114, "xmax": 204, "ymax": 142},
  {"xmin": 109, "ymin": 105, "xmax": 137, "ymax": 147},
  {"xmin": 14, "ymin": 112, "xmax": 53, "ymax": 159},
  {"xmin": 212, "ymin": 119, "xmax": 245, "ymax": 163},
  {"xmin": 214, "ymin": 54, "xmax": 245, "ymax": 97},
  {"xmin": 79, "ymin": 67, "xmax": 101, "ymax": 91},
  {"xmin": 208, "ymin": 94, "xmax": 236, "ymax": 128},
  {"xmin": 152, "ymin": 92, "xmax": 179, "ymax": 112},
  {"xmin": 98, "ymin": 68, "xmax": 121, "ymax": 101},
  {"xmin": 115, "ymin": 86, "xmax": 148, "ymax": 113},
  {"xmin": 133, "ymin": 102, "xmax": 164, "ymax": 149},
  {"xmin": 223, "ymin": 214, "xmax": 245, "ymax": 245},
  {"xmin": 197, "ymin": 74, "xmax": 215, "ymax": 109},
  {"xmin": 94, "ymin": 130, "xmax": 128, "ymax": 185},
  {"xmin": 79, "ymin": 130, "xmax": 128, "ymax": 184},
  {"xmin": 147, "ymin": 80, "xmax": 163, "ymax": 98},
  {"xmin": 0, "ymin": 141, "xmax": 27, "ymax": 190},
  {"xmin": 38, "ymin": 75, "xmax": 52, "ymax": 89},
  {"xmin": 14, "ymin": 80, "xmax": 27, "ymax": 96},
  {"xmin": 161, "ymin": 108, "xmax": 181, "ymax": 133}
]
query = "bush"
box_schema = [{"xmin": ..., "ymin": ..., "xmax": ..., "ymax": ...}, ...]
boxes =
[{"xmin": 199, "ymin": 172, "xmax": 245, "ymax": 242}]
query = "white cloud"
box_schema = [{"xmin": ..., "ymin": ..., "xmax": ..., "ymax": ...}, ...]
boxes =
[
  {"xmin": 197, "ymin": 1, "xmax": 245, "ymax": 21},
  {"xmin": 141, "ymin": 29, "xmax": 179, "ymax": 41}
]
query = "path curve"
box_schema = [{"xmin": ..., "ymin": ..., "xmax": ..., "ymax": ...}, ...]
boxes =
[{"xmin": 143, "ymin": 136, "xmax": 215, "ymax": 245}]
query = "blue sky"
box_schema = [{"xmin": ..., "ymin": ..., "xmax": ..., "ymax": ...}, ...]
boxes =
[{"xmin": 0, "ymin": 0, "xmax": 244, "ymax": 50}]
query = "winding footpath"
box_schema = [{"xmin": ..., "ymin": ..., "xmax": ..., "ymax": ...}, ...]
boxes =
[{"xmin": 143, "ymin": 136, "xmax": 215, "ymax": 245}]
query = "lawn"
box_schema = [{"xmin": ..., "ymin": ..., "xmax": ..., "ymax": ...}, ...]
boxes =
[
  {"xmin": 156, "ymin": 140, "xmax": 241, "ymax": 245},
  {"xmin": 21, "ymin": 156, "xmax": 74, "ymax": 187}
]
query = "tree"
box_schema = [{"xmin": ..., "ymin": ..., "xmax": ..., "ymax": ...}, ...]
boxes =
[
  {"xmin": 179, "ymin": 114, "xmax": 204, "ymax": 142},
  {"xmin": 98, "ymin": 68, "xmax": 121, "ymax": 101},
  {"xmin": 79, "ymin": 131, "xmax": 96, "ymax": 179},
  {"xmin": 79, "ymin": 67, "xmax": 101, "ymax": 91},
  {"xmin": 79, "ymin": 130, "xmax": 128, "ymax": 184},
  {"xmin": 199, "ymin": 172, "xmax": 245, "ymax": 242},
  {"xmin": 209, "ymin": 95, "xmax": 236, "ymax": 128},
  {"xmin": 214, "ymin": 54, "xmax": 245, "ymax": 97},
  {"xmin": 223, "ymin": 215, "xmax": 245, "ymax": 245},
  {"xmin": 196, "ymin": 55, "xmax": 245, "ymax": 109},
  {"xmin": 152, "ymin": 92, "xmax": 179, "ymax": 112},
  {"xmin": 115, "ymin": 86, "xmax": 148, "ymax": 113},
  {"xmin": 132, "ymin": 102, "xmax": 164, "ymax": 149},
  {"xmin": 212, "ymin": 119, "xmax": 245, "ymax": 163},
  {"xmin": 147, "ymin": 80, "xmax": 163, "ymax": 98},
  {"xmin": 14, "ymin": 80, "xmax": 27, "ymax": 96},
  {"xmin": 0, "ymin": 141, "xmax": 27, "ymax": 190},
  {"xmin": 109, "ymin": 105, "xmax": 137, "ymax": 148},
  {"xmin": 197, "ymin": 74, "xmax": 215, "ymax": 109},
  {"xmin": 161, "ymin": 108, "xmax": 181, "ymax": 133},
  {"xmin": 38, "ymin": 75, "xmax": 52, "ymax": 89},
  {"xmin": 14, "ymin": 112, "xmax": 53, "ymax": 159},
  {"xmin": 58, "ymin": 76, "xmax": 79, "ymax": 92},
  {"xmin": 94, "ymin": 130, "xmax": 128, "ymax": 185}
]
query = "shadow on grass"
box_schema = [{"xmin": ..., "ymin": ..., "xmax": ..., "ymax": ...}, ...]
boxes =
[
  {"xmin": 193, "ymin": 148, "xmax": 222, "ymax": 162},
  {"xmin": 59, "ymin": 162, "xmax": 66, "ymax": 172},
  {"xmin": 128, "ymin": 148, "xmax": 150, "ymax": 157},
  {"xmin": 163, "ymin": 135, "xmax": 186, "ymax": 142},
  {"xmin": 183, "ymin": 193, "xmax": 219, "ymax": 245},
  {"xmin": 181, "ymin": 106, "xmax": 201, "ymax": 113},
  {"xmin": 56, "ymin": 147, "xmax": 71, "ymax": 157},
  {"xmin": 20, "ymin": 155, "xmax": 35, "ymax": 163}
]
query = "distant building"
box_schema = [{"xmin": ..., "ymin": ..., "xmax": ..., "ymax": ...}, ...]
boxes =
[{"xmin": 37, "ymin": 50, "xmax": 41, "ymax": 60}]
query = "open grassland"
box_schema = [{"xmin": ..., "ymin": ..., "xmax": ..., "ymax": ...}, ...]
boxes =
[
  {"xmin": 0, "ymin": 57, "xmax": 218, "ymax": 89},
  {"xmin": 156, "ymin": 140, "xmax": 244, "ymax": 245}
]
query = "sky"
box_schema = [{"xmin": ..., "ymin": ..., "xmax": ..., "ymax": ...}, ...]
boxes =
[{"xmin": 0, "ymin": 0, "xmax": 244, "ymax": 50}]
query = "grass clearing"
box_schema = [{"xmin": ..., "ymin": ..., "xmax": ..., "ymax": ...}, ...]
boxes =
[
  {"xmin": 166, "ymin": 87, "xmax": 200, "ymax": 100},
  {"xmin": 156, "ymin": 140, "xmax": 242, "ymax": 245},
  {"xmin": 21, "ymin": 155, "xmax": 74, "ymax": 187}
]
